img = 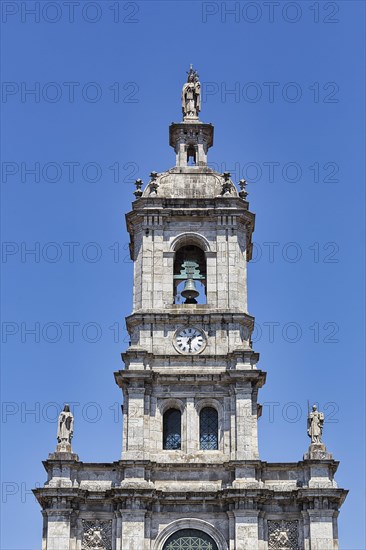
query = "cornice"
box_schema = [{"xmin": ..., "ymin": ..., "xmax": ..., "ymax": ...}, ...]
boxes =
[{"xmin": 125, "ymin": 310, "xmax": 255, "ymax": 327}]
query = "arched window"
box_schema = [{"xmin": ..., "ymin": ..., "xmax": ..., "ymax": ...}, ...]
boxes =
[
  {"xmin": 163, "ymin": 409, "xmax": 181, "ymax": 450},
  {"xmin": 200, "ymin": 407, "xmax": 218, "ymax": 450},
  {"xmin": 173, "ymin": 244, "xmax": 207, "ymax": 305},
  {"xmin": 164, "ymin": 529, "xmax": 218, "ymax": 550}
]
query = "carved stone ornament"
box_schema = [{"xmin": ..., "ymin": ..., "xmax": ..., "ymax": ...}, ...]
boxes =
[
  {"xmin": 268, "ymin": 520, "xmax": 299, "ymax": 550},
  {"xmin": 182, "ymin": 65, "xmax": 201, "ymax": 119},
  {"xmin": 307, "ymin": 404, "xmax": 324, "ymax": 444},
  {"xmin": 81, "ymin": 520, "xmax": 112, "ymax": 550},
  {"xmin": 56, "ymin": 404, "xmax": 74, "ymax": 452}
]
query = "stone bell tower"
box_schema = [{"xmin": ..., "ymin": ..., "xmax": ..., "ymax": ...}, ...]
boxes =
[{"xmin": 34, "ymin": 67, "xmax": 347, "ymax": 550}]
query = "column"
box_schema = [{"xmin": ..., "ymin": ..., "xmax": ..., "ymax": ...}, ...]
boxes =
[
  {"xmin": 41, "ymin": 511, "xmax": 47, "ymax": 550},
  {"xmin": 257, "ymin": 512, "xmax": 266, "ymax": 550},
  {"xmin": 223, "ymin": 396, "xmax": 232, "ymax": 457},
  {"xmin": 186, "ymin": 397, "xmax": 196, "ymax": 453},
  {"xmin": 144, "ymin": 512, "xmax": 152, "ymax": 550},
  {"xmin": 227, "ymin": 511, "xmax": 235, "ymax": 550},
  {"xmin": 205, "ymin": 251, "xmax": 217, "ymax": 307},
  {"xmin": 162, "ymin": 250, "xmax": 174, "ymax": 306},
  {"xmin": 133, "ymin": 232, "xmax": 143, "ymax": 311},
  {"xmin": 152, "ymin": 226, "xmax": 164, "ymax": 309},
  {"xmin": 115, "ymin": 510, "xmax": 122, "ymax": 550},
  {"xmin": 302, "ymin": 510, "xmax": 310, "ymax": 550},
  {"xmin": 141, "ymin": 224, "xmax": 153, "ymax": 309},
  {"xmin": 216, "ymin": 225, "xmax": 229, "ymax": 309},
  {"xmin": 69, "ymin": 510, "xmax": 79, "ymax": 550},
  {"xmin": 236, "ymin": 226, "xmax": 248, "ymax": 311}
]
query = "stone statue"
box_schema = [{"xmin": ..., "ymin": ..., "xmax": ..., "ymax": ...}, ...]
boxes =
[
  {"xmin": 307, "ymin": 404, "xmax": 324, "ymax": 444},
  {"xmin": 57, "ymin": 404, "xmax": 74, "ymax": 452},
  {"xmin": 182, "ymin": 65, "xmax": 201, "ymax": 119}
]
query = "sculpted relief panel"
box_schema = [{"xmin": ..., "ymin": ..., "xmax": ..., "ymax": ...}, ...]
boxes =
[
  {"xmin": 268, "ymin": 520, "xmax": 299, "ymax": 550},
  {"xmin": 81, "ymin": 520, "xmax": 112, "ymax": 550}
]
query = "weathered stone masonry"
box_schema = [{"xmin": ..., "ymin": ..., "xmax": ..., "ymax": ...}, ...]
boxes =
[{"xmin": 34, "ymin": 68, "xmax": 347, "ymax": 550}]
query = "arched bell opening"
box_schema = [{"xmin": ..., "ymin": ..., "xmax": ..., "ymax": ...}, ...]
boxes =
[
  {"xmin": 186, "ymin": 145, "xmax": 197, "ymax": 166},
  {"xmin": 173, "ymin": 245, "xmax": 207, "ymax": 305}
]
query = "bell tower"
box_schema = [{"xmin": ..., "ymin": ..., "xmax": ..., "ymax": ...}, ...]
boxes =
[
  {"xmin": 34, "ymin": 68, "xmax": 347, "ymax": 550},
  {"xmin": 117, "ymin": 66, "xmax": 262, "ymax": 472}
]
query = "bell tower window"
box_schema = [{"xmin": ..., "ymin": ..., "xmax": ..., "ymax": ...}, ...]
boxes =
[
  {"xmin": 173, "ymin": 244, "xmax": 207, "ymax": 304},
  {"xmin": 187, "ymin": 145, "xmax": 196, "ymax": 165},
  {"xmin": 163, "ymin": 409, "xmax": 182, "ymax": 450},
  {"xmin": 200, "ymin": 407, "xmax": 218, "ymax": 450}
]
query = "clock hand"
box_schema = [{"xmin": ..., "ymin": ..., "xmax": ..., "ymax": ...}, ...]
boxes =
[{"xmin": 187, "ymin": 336, "xmax": 193, "ymax": 351}]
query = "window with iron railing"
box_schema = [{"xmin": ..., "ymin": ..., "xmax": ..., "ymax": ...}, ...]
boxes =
[
  {"xmin": 163, "ymin": 409, "xmax": 181, "ymax": 450},
  {"xmin": 199, "ymin": 407, "xmax": 218, "ymax": 450}
]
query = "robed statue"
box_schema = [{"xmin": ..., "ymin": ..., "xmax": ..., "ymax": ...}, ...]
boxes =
[
  {"xmin": 57, "ymin": 404, "xmax": 74, "ymax": 451},
  {"xmin": 182, "ymin": 65, "xmax": 201, "ymax": 119},
  {"xmin": 307, "ymin": 404, "xmax": 324, "ymax": 444}
]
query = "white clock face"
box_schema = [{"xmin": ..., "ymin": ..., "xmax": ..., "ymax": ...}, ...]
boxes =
[{"xmin": 174, "ymin": 327, "xmax": 206, "ymax": 354}]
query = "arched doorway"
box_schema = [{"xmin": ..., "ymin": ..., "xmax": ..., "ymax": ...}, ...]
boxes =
[{"xmin": 163, "ymin": 529, "xmax": 218, "ymax": 550}]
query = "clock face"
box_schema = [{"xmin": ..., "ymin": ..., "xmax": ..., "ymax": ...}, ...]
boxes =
[{"xmin": 174, "ymin": 327, "xmax": 206, "ymax": 355}]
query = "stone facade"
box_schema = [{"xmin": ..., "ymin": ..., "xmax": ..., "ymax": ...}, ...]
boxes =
[{"xmin": 34, "ymin": 72, "xmax": 347, "ymax": 549}]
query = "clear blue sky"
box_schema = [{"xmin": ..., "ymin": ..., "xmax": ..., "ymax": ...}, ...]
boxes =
[{"xmin": 1, "ymin": 1, "xmax": 365, "ymax": 548}]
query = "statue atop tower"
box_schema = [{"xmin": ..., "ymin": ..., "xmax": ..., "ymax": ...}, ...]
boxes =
[
  {"xmin": 304, "ymin": 403, "xmax": 333, "ymax": 460},
  {"xmin": 170, "ymin": 67, "xmax": 212, "ymax": 167},
  {"xmin": 307, "ymin": 404, "xmax": 324, "ymax": 444},
  {"xmin": 57, "ymin": 404, "xmax": 74, "ymax": 453},
  {"xmin": 182, "ymin": 65, "xmax": 201, "ymax": 120}
]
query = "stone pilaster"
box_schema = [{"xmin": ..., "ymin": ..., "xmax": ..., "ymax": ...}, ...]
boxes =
[
  {"xmin": 44, "ymin": 509, "xmax": 72, "ymax": 550},
  {"xmin": 308, "ymin": 509, "xmax": 337, "ymax": 550},
  {"xmin": 124, "ymin": 384, "xmax": 146, "ymax": 460},
  {"xmin": 41, "ymin": 511, "xmax": 47, "ymax": 550},
  {"xmin": 227, "ymin": 511, "xmax": 235, "ymax": 550},
  {"xmin": 186, "ymin": 397, "xmax": 196, "ymax": 453},
  {"xmin": 234, "ymin": 509, "xmax": 259, "ymax": 550},
  {"xmin": 235, "ymin": 383, "xmax": 258, "ymax": 460},
  {"xmin": 115, "ymin": 510, "xmax": 122, "ymax": 550},
  {"xmin": 121, "ymin": 508, "xmax": 146, "ymax": 550}
]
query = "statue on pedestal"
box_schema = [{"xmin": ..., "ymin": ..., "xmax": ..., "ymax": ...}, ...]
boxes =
[
  {"xmin": 307, "ymin": 404, "xmax": 324, "ymax": 444},
  {"xmin": 182, "ymin": 65, "xmax": 201, "ymax": 120},
  {"xmin": 57, "ymin": 404, "xmax": 74, "ymax": 452}
]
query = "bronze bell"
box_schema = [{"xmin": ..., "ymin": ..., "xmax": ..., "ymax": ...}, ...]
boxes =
[{"xmin": 181, "ymin": 278, "xmax": 199, "ymax": 304}]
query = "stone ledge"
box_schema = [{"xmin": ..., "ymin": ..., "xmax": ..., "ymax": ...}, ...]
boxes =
[{"xmin": 47, "ymin": 452, "xmax": 79, "ymax": 462}]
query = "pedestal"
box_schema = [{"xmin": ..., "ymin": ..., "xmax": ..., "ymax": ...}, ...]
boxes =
[{"xmin": 304, "ymin": 444, "xmax": 332, "ymax": 460}]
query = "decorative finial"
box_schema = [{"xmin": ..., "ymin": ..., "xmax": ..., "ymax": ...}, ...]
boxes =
[
  {"xmin": 56, "ymin": 404, "xmax": 74, "ymax": 453},
  {"xmin": 221, "ymin": 172, "xmax": 232, "ymax": 196},
  {"xmin": 133, "ymin": 178, "xmax": 143, "ymax": 199},
  {"xmin": 239, "ymin": 179, "xmax": 248, "ymax": 199},
  {"xmin": 182, "ymin": 66, "xmax": 201, "ymax": 120},
  {"xmin": 149, "ymin": 172, "xmax": 159, "ymax": 196}
]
